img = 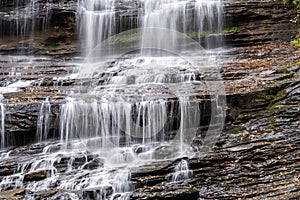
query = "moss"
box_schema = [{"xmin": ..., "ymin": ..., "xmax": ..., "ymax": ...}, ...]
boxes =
[
  {"xmin": 276, "ymin": 68, "xmax": 290, "ymax": 74},
  {"xmin": 186, "ymin": 31, "xmax": 211, "ymax": 37},
  {"xmin": 271, "ymin": 88, "xmax": 286, "ymax": 102},
  {"xmin": 274, "ymin": 73, "xmax": 296, "ymax": 81},
  {"xmin": 254, "ymin": 89, "xmax": 277, "ymax": 104},
  {"xmin": 110, "ymin": 33, "xmax": 139, "ymax": 43},
  {"xmin": 248, "ymin": 84, "xmax": 287, "ymax": 109},
  {"xmin": 294, "ymin": 60, "xmax": 300, "ymax": 65},
  {"xmin": 223, "ymin": 27, "xmax": 238, "ymax": 33},
  {"xmin": 291, "ymin": 27, "xmax": 300, "ymax": 47},
  {"xmin": 291, "ymin": 38, "xmax": 300, "ymax": 48},
  {"xmin": 274, "ymin": 66, "xmax": 297, "ymax": 81},
  {"xmin": 185, "ymin": 27, "xmax": 238, "ymax": 38}
]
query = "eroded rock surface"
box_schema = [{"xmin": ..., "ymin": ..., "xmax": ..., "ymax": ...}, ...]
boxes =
[
  {"xmin": 0, "ymin": 0, "xmax": 299, "ymax": 199},
  {"xmin": 130, "ymin": 78, "xmax": 300, "ymax": 199}
]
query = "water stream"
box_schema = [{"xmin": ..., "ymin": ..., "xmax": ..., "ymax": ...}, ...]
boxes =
[
  {"xmin": 170, "ymin": 159, "xmax": 193, "ymax": 182},
  {"xmin": 37, "ymin": 97, "xmax": 51, "ymax": 142},
  {"xmin": 0, "ymin": 103, "xmax": 5, "ymax": 149}
]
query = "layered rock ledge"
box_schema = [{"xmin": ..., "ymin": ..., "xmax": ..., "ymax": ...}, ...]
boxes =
[{"xmin": 0, "ymin": 0, "xmax": 299, "ymax": 199}]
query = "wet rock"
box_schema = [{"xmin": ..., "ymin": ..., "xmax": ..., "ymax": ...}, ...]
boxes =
[
  {"xmin": 23, "ymin": 170, "xmax": 47, "ymax": 182},
  {"xmin": 82, "ymin": 186, "xmax": 114, "ymax": 200},
  {"xmin": 0, "ymin": 164, "xmax": 18, "ymax": 177},
  {"xmin": 0, "ymin": 0, "xmax": 79, "ymax": 55},
  {"xmin": 131, "ymin": 185, "xmax": 199, "ymax": 200},
  {"xmin": 9, "ymin": 142, "xmax": 46, "ymax": 156},
  {"xmin": 53, "ymin": 154, "xmax": 104, "ymax": 173},
  {"xmin": 224, "ymin": 0, "xmax": 299, "ymax": 46},
  {"xmin": 1, "ymin": 101, "xmax": 59, "ymax": 148},
  {"xmin": 0, "ymin": 188, "xmax": 26, "ymax": 199},
  {"xmin": 33, "ymin": 189, "xmax": 58, "ymax": 199},
  {"xmin": 82, "ymin": 157, "xmax": 104, "ymax": 170}
]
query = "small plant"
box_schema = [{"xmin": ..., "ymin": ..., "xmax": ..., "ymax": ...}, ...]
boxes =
[
  {"xmin": 292, "ymin": 0, "xmax": 300, "ymax": 8},
  {"xmin": 291, "ymin": 28, "xmax": 300, "ymax": 48},
  {"xmin": 284, "ymin": 0, "xmax": 300, "ymax": 22},
  {"xmin": 291, "ymin": 37, "xmax": 300, "ymax": 47},
  {"xmin": 53, "ymin": 26, "xmax": 59, "ymax": 31},
  {"xmin": 285, "ymin": 0, "xmax": 300, "ymax": 47}
]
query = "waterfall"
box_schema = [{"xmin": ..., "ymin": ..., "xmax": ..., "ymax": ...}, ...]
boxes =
[
  {"xmin": 78, "ymin": 0, "xmax": 224, "ymax": 54},
  {"xmin": 195, "ymin": 0, "xmax": 224, "ymax": 48},
  {"xmin": 78, "ymin": 0, "xmax": 116, "ymax": 53},
  {"xmin": 141, "ymin": 0, "xmax": 223, "ymax": 51},
  {"xmin": 170, "ymin": 159, "xmax": 193, "ymax": 182},
  {"xmin": 0, "ymin": 0, "xmax": 52, "ymax": 50},
  {"xmin": 0, "ymin": 103, "xmax": 5, "ymax": 149},
  {"xmin": 70, "ymin": 1, "xmax": 225, "ymax": 196},
  {"xmin": 178, "ymin": 96, "xmax": 201, "ymax": 154},
  {"xmin": 59, "ymin": 97, "xmax": 170, "ymax": 149},
  {"xmin": 59, "ymin": 54, "xmax": 206, "ymax": 153},
  {"xmin": 36, "ymin": 98, "xmax": 51, "ymax": 142}
]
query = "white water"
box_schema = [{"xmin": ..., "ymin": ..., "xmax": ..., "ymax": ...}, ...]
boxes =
[
  {"xmin": 141, "ymin": 0, "xmax": 223, "ymax": 52},
  {"xmin": 51, "ymin": 54, "xmax": 205, "ymax": 198},
  {"xmin": 78, "ymin": 0, "xmax": 224, "ymax": 54},
  {"xmin": 170, "ymin": 159, "xmax": 193, "ymax": 182},
  {"xmin": 0, "ymin": 103, "xmax": 5, "ymax": 149},
  {"xmin": 60, "ymin": 55, "xmax": 204, "ymax": 150},
  {"xmin": 78, "ymin": 0, "xmax": 116, "ymax": 53},
  {"xmin": 60, "ymin": 98, "xmax": 168, "ymax": 149},
  {"xmin": 37, "ymin": 98, "xmax": 51, "ymax": 142}
]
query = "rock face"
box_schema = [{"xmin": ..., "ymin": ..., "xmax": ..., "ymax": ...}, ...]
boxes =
[
  {"xmin": 224, "ymin": 0, "xmax": 300, "ymax": 46},
  {"xmin": 0, "ymin": 0, "xmax": 299, "ymax": 199},
  {"xmin": 0, "ymin": 188, "xmax": 26, "ymax": 199}
]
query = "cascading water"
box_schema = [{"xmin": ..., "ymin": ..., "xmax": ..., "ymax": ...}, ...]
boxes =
[
  {"xmin": 195, "ymin": 0, "xmax": 224, "ymax": 48},
  {"xmin": 169, "ymin": 159, "xmax": 193, "ymax": 182},
  {"xmin": 0, "ymin": 103, "xmax": 5, "ymax": 149},
  {"xmin": 141, "ymin": 0, "xmax": 223, "ymax": 51},
  {"xmin": 0, "ymin": 0, "xmax": 52, "ymax": 38},
  {"xmin": 37, "ymin": 97, "xmax": 51, "ymax": 142},
  {"xmin": 0, "ymin": 0, "xmax": 226, "ymax": 199},
  {"xmin": 78, "ymin": 0, "xmax": 224, "ymax": 54},
  {"xmin": 78, "ymin": 0, "xmax": 116, "ymax": 53},
  {"xmin": 59, "ymin": 98, "xmax": 169, "ymax": 149}
]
